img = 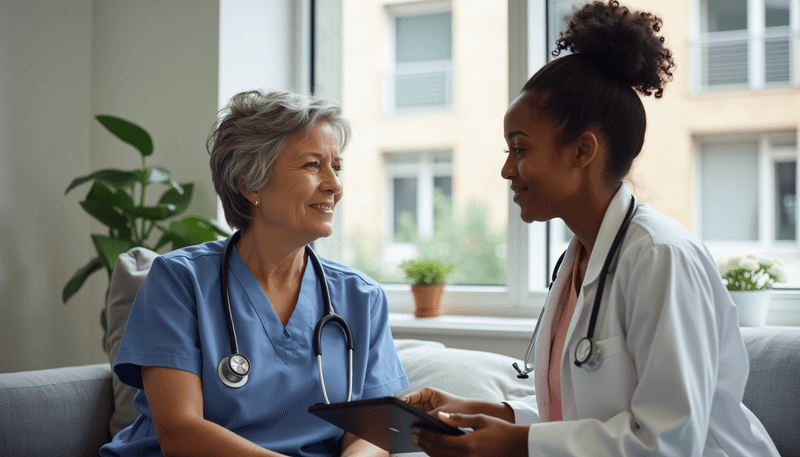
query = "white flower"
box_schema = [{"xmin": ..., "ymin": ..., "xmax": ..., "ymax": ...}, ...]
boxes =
[
  {"xmin": 726, "ymin": 255, "xmax": 743, "ymax": 271},
  {"xmin": 716, "ymin": 256, "xmax": 729, "ymax": 275},
  {"xmin": 768, "ymin": 264, "xmax": 787, "ymax": 283},
  {"xmin": 739, "ymin": 258, "xmax": 759, "ymax": 271},
  {"xmin": 757, "ymin": 256, "xmax": 776, "ymax": 268}
]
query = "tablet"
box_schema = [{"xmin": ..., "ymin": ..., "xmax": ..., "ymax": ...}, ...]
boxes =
[{"xmin": 308, "ymin": 396, "xmax": 465, "ymax": 453}]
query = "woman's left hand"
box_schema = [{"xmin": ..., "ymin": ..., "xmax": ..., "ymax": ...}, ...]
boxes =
[{"xmin": 411, "ymin": 412, "xmax": 529, "ymax": 457}]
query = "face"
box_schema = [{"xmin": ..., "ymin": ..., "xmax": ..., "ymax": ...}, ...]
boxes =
[
  {"xmin": 501, "ymin": 93, "xmax": 580, "ymax": 223},
  {"xmin": 249, "ymin": 121, "xmax": 343, "ymax": 243}
]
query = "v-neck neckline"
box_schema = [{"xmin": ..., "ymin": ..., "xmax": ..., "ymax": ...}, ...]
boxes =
[{"xmin": 229, "ymin": 246, "xmax": 316, "ymax": 365}]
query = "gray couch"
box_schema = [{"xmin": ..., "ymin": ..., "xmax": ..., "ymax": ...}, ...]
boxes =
[{"xmin": 1, "ymin": 328, "xmax": 799, "ymax": 457}]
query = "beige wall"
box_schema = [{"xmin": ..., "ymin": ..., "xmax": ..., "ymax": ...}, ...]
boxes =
[{"xmin": 0, "ymin": 0, "xmax": 220, "ymax": 373}]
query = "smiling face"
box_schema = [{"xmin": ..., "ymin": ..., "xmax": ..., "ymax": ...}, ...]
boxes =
[
  {"xmin": 501, "ymin": 93, "xmax": 581, "ymax": 223},
  {"xmin": 248, "ymin": 121, "xmax": 343, "ymax": 243}
]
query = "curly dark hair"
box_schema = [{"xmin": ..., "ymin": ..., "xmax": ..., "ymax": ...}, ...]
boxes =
[
  {"xmin": 520, "ymin": 1, "xmax": 676, "ymax": 182},
  {"xmin": 553, "ymin": 0, "xmax": 675, "ymax": 98}
]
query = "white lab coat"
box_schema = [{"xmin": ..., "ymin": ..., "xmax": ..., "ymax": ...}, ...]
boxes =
[{"xmin": 506, "ymin": 183, "xmax": 779, "ymax": 457}]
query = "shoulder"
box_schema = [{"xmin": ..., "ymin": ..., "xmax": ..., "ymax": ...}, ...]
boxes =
[
  {"xmin": 622, "ymin": 203, "xmax": 718, "ymax": 279},
  {"xmin": 147, "ymin": 239, "xmax": 227, "ymax": 288},
  {"xmin": 317, "ymin": 256, "xmax": 383, "ymax": 292}
]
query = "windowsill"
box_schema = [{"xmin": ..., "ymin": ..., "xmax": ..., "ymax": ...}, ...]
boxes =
[
  {"xmin": 389, "ymin": 289, "xmax": 800, "ymax": 339},
  {"xmin": 389, "ymin": 312, "xmax": 536, "ymax": 339}
]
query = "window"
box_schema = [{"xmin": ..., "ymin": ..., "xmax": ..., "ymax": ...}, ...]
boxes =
[
  {"xmin": 697, "ymin": 132, "xmax": 800, "ymax": 286},
  {"xmin": 693, "ymin": 0, "xmax": 798, "ymax": 91},
  {"xmin": 385, "ymin": 5, "xmax": 453, "ymax": 112},
  {"xmin": 385, "ymin": 151, "xmax": 452, "ymax": 242}
]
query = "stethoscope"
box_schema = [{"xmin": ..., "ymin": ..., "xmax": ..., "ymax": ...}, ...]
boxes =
[
  {"xmin": 217, "ymin": 231, "xmax": 354, "ymax": 405},
  {"xmin": 513, "ymin": 195, "xmax": 637, "ymax": 378}
]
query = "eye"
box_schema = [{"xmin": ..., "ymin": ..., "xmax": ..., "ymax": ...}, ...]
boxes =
[
  {"xmin": 504, "ymin": 148, "xmax": 524, "ymax": 156},
  {"xmin": 304, "ymin": 161, "xmax": 319, "ymax": 169},
  {"xmin": 333, "ymin": 164, "xmax": 343, "ymax": 173}
]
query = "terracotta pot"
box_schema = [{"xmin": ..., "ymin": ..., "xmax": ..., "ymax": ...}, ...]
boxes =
[{"xmin": 411, "ymin": 284, "xmax": 445, "ymax": 318}]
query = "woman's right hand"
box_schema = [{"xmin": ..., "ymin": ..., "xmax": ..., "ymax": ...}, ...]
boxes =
[
  {"xmin": 402, "ymin": 388, "xmax": 475, "ymax": 416},
  {"xmin": 403, "ymin": 388, "xmax": 516, "ymax": 423}
]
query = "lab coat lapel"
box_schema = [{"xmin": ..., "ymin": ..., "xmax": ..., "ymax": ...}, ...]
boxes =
[
  {"xmin": 581, "ymin": 183, "xmax": 634, "ymax": 290},
  {"xmin": 534, "ymin": 237, "xmax": 580, "ymax": 422}
]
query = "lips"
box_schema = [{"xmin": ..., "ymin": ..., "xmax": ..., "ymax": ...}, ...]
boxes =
[
  {"xmin": 510, "ymin": 186, "xmax": 526, "ymax": 203},
  {"xmin": 309, "ymin": 203, "xmax": 334, "ymax": 213}
]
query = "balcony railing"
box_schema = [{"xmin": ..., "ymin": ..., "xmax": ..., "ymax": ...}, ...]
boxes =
[
  {"xmin": 693, "ymin": 27, "xmax": 797, "ymax": 92},
  {"xmin": 384, "ymin": 60, "xmax": 453, "ymax": 112}
]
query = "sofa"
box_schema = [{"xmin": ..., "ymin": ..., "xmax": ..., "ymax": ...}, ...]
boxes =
[{"xmin": 1, "ymin": 327, "xmax": 800, "ymax": 457}]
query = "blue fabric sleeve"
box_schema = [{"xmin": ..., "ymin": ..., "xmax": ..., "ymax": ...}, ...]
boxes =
[
  {"xmin": 114, "ymin": 255, "xmax": 202, "ymax": 390},
  {"xmin": 361, "ymin": 286, "xmax": 409, "ymax": 399}
]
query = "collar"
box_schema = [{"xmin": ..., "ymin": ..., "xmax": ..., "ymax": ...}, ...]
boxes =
[{"xmin": 577, "ymin": 183, "xmax": 635, "ymax": 288}]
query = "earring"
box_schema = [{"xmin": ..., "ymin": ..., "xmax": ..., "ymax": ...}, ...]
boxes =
[{"xmin": 254, "ymin": 200, "xmax": 259, "ymax": 206}]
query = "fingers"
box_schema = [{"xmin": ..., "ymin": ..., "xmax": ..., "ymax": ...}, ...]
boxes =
[{"xmin": 437, "ymin": 411, "xmax": 487, "ymax": 429}]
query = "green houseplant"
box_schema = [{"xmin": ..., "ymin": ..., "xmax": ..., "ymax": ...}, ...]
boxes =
[
  {"xmin": 400, "ymin": 258, "xmax": 455, "ymax": 318},
  {"xmin": 64, "ymin": 115, "xmax": 229, "ymax": 347}
]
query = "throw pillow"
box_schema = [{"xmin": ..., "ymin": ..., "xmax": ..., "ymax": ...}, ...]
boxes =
[{"xmin": 105, "ymin": 247, "xmax": 158, "ymax": 436}]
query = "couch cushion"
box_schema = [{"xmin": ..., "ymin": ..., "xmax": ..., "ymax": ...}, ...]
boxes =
[
  {"xmin": 741, "ymin": 326, "xmax": 800, "ymax": 457},
  {"xmin": 105, "ymin": 247, "xmax": 159, "ymax": 436},
  {"xmin": 0, "ymin": 364, "xmax": 113, "ymax": 457},
  {"xmin": 393, "ymin": 339, "xmax": 536, "ymax": 402}
]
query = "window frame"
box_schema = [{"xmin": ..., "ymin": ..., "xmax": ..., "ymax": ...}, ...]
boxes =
[
  {"xmin": 382, "ymin": 1, "xmax": 454, "ymax": 114},
  {"xmin": 690, "ymin": 0, "xmax": 799, "ymax": 92},
  {"xmin": 694, "ymin": 132, "xmax": 800, "ymax": 258}
]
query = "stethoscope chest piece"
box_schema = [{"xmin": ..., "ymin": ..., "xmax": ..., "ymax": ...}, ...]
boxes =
[
  {"xmin": 218, "ymin": 353, "xmax": 250, "ymax": 388},
  {"xmin": 574, "ymin": 337, "xmax": 603, "ymax": 371}
]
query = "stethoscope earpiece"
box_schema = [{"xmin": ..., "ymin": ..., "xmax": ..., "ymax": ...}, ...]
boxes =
[{"xmin": 218, "ymin": 354, "xmax": 250, "ymax": 388}]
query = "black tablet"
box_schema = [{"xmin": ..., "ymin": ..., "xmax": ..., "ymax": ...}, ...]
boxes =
[{"xmin": 308, "ymin": 396, "xmax": 465, "ymax": 453}]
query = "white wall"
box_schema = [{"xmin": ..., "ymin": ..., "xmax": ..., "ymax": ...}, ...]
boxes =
[{"xmin": 0, "ymin": 0, "xmax": 220, "ymax": 373}]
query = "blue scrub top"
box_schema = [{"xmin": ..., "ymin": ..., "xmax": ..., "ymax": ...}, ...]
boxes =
[{"xmin": 100, "ymin": 239, "xmax": 409, "ymax": 457}]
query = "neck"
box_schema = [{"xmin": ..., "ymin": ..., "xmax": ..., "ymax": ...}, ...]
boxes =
[
  {"xmin": 235, "ymin": 225, "xmax": 307, "ymax": 287},
  {"xmin": 562, "ymin": 183, "xmax": 619, "ymax": 259}
]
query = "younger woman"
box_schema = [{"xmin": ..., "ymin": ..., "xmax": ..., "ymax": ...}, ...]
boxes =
[{"xmin": 405, "ymin": 2, "xmax": 780, "ymax": 456}]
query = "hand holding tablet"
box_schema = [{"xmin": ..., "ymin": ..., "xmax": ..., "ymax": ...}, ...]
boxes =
[{"xmin": 308, "ymin": 396, "xmax": 465, "ymax": 453}]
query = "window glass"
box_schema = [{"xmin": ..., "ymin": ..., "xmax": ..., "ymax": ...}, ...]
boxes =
[
  {"xmin": 704, "ymin": 0, "xmax": 748, "ymax": 32},
  {"xmin": 766, "ymin": 0, "xmax": 791, "ymax": 27},
  {"xmin": 340, "ymin": 1, "xmax": 508, "ymax": 288},
  {"xmin": 701, "ymin": 140, "xmax": 760, "ymax": 240},
  {"xmin": 774, "ymin": 160, "xmax": 796, "ymax": 241}
]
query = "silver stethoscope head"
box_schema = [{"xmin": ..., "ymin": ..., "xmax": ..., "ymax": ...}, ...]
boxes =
[{"xmin": 218, "ymin": 353, "xmax": 250, "ymax": 388}]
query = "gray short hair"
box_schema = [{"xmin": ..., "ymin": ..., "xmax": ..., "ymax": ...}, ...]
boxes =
[{"xmin": 208, "ymin": 90, "xmax": 351, "ymax": 230}]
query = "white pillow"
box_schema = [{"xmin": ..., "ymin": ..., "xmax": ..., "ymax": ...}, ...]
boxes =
[{"xmin": 393, "ymin": 339, "xmax": 536, "ymax": 402}]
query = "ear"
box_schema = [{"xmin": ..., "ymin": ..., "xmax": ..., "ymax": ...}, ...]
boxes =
[
  {"xmin": 237, "ymin": 177, "xmax": 258, "ymax": 206},
  {"xmin": 573, "ymin": 129, "xmax": 600, "ymax": 169}
]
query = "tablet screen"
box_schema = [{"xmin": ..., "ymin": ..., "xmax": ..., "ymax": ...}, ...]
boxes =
[{"xmin": 308, "ymin": 396, "xmax": 465, "ymax": 453}]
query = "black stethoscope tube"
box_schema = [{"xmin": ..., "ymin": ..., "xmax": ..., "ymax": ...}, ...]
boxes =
[
  {"xmin": 513, "ymin": 195, "xmax": 637, "ymax": 378},
  {"xmin": 218, "ymin": 231, "xmax": 354, "ymax": 402}
]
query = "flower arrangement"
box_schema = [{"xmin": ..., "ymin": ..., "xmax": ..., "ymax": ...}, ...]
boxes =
[
  {"xmin": 399, "ymin": 258, "xmax": 456, "ymax": 285},
  {"xmin": 716, "ymin": 254, "xmax": 787, "ymax": 291}
]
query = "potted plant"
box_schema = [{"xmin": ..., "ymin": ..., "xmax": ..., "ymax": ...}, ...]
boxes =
[
  {"xmin": 64, "ymin": 115, "xmax": 229, "ymax": 348},
  {"xmin": 716, "ymin": 254, "xmax": 787, "ymax": 326},
  {"xmin": 400, "ymin": 258, "xmax": 456, "ymax": 318}
]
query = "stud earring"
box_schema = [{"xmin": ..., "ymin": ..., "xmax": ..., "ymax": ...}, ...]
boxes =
[{"xmin": 254, "ymin": 200, "xmax": 259, "ymax": 206}]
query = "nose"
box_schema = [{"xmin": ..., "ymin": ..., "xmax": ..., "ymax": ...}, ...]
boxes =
[
  {"xmin": 501, "ymin": 152, "xmax": 516, "ymax": 180},
  {"xmin": 321, "ymin": 166, "xmax": 343, "ymax": 195}
]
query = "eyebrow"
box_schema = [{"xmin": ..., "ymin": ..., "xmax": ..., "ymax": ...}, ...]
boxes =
[
  {"xmin": 306, "ymin": 152, "xmax": 343, "ymax": 162},
  {"xmin": 505, "ymin": 130, "xmax": 529, "ymax": 141}
]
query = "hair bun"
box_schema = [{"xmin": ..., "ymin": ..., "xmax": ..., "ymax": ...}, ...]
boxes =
[{"xmin": 554, "ymin": 0, "xmax": 675, "ymax": 98}]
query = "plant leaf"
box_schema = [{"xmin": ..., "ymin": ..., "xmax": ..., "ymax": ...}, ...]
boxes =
[
  {"xmin": 92, "ymin": 234, "xmax": 134, "ymax": 272},
  {"xmin": 80, "ymin": 200, "xmax": 130, "ymax": 232},
  {"xmin": 65, "ymin": 169, "xmax": 139, "ymax": 194},
  {"xmin": 125, "ymin": 204, "xmax": 177, "ymax": 221},
  {"xmin": 158, "ymin": 183, "xmax": 194, "ymax": 216},
  {"xmin": 136, "ymin": 167, "xmax": 182, "ymax": 193},
  {"xmin": 96, "ymin": 115, "xmax": 154, "ymax": 158},
  {"xmin": 62, "ymin": 257, "xmax": 104, "ymax": 303},
  {"xmin": 154, "ymin": 217, "xmax": 221, "ymax": 250}
]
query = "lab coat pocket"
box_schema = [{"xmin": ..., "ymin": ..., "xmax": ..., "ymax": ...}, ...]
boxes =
[{"xmin": 571, "ymin": 335, "xmax": 635, "ymax": 421}]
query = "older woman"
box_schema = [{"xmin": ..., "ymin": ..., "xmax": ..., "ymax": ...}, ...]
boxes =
[{"xmin": 100, "ymin": 90, "xmax": 408, "ymax": 457}]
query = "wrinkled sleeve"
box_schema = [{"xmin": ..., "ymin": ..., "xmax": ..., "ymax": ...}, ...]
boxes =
[
  {"xmin": 114, "ymin": 256, "xmax": 202, "ymax": 390},
  {"xmin": 361, "ymin": 286, "xmax": 409, "ymax": 399},
  {"xmin": 525, "ymin": 243, "xmax": 720, "ymax": 456},
  {"xmin": 504, "ymin": 396, "xmax": 541, "ymax": 425}
]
